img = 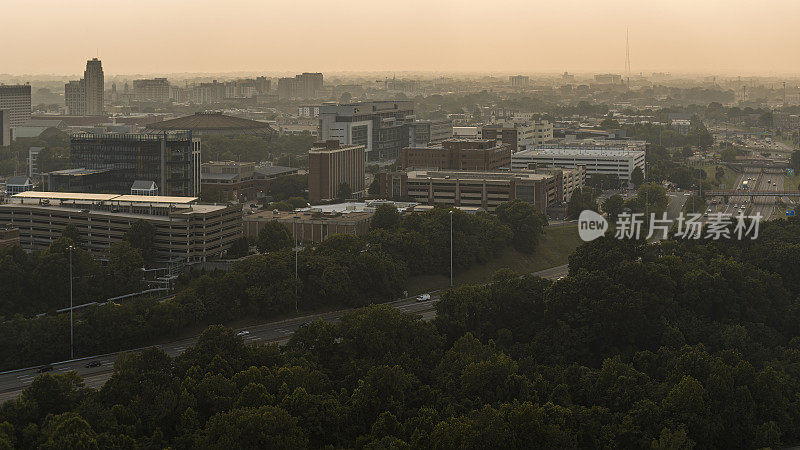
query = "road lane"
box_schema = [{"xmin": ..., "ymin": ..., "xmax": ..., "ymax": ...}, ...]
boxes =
[{"xmin": 0, "ymin": 264, "xmax": 570, "ymax": 403}]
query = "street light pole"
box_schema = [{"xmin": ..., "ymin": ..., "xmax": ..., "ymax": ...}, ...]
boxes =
[
  {"xmin": 294, "ymin": 220, "xmax": 298, "ymax": 312},
  {"xmin": 449, "ymin": 210, "xmax": 453, "ymax": 287},
  {"xmin": 68, "ymin": 245, "xmax": 74, "ymax": 360}
]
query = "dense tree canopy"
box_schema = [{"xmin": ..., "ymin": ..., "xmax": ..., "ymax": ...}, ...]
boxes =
[{"xmin": 4, "ymin": 216, "xmax": 800, "ymax": 447}]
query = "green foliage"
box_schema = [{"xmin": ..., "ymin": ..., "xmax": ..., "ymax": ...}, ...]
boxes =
[
  {"xmin": 631, "ymin": 166, "xmax": 644, "ymax": 187},
  {"xmin": 602, "ymin": 194, "xmax": 625, "ymax": 223},
  {"xmin": 495, "ymin": 200, "xmax": 547, "ymax": 253},
  {"xmin": 255, "ymin": 221, "xmax": 293, "ymax": 254},
  {"xmin": 567, "ymin": 187, "xmax": 598, "ymax": 219},
  {"xmin": 123, "ymin": 219, "xmax": 156, "ymax": 263},
  {"xmin": 268, "ymin": 175, "xmax": 307, "ymax": 202},
  {"xmin": 5, "ymin": 219, "xmax": 800, "ymax": 446},
  {"xmin": 371, "ymin": 204, "xmax": 400, "ymax": 230}
]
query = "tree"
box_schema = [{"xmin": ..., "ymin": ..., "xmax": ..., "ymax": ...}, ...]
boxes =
[
  {"xmin": 62, "ymin": 223, "xmax": 80, "ymax": 244},
  {"xmin": 227, "ymin": 237, "xmax": 249, "ymax": 259},
  {"xmin": 256, "ymin": 221, "xmax": 293, "ymax": 254},
  {"xmin": 602, "ymin": 195, "xmax": 625, "ymax": 223},
  {"xmin": 791, "ymin": 150, "xmax": 800, "ymax": 173},
  {"xmin": 203, "ymin": 406, "xmax": 308, "ymax": 449},
  {"xmin": 124, "ymin": 219, "xmax": 156, "ymax": 263},
  {"xmin": 567, "ymin": 187, "xmax": 598, "ymax": 219},
  {"xmin": 371, "ymin": 204, "xmax": 400, "ymax": 230},
  {"xmin": 336, "ymin": 182, "xmax": 353, "ymax": 201},
  {"xmin": 495, "ymin": 200, "xmax": 546, "ymax": 253},
  {"xmin": 631, "ymin": 167, "xmax": 644, "ymax": 187}
]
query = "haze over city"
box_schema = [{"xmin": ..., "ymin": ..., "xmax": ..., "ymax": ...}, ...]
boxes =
[
  {"xmin": 4, "ymin": 0, "xmax": 800, "ymax": 75},
  {"xmin": 6, "ymin": 2, "xmax": 800, "ymax": 448}
]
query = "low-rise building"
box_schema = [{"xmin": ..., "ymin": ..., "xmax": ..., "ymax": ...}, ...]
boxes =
[
  {"xmin": 6, "ymin": 176, "xmax": 34, "ymax": 195},
  {"xmin": 0, "ymin": 191, "xmax": 242, "ymax": 262},
  {"xmin": 378, "ymin": 169, "xmax": 560, "ymax": 212},
  {"xmin": 244, "ymin": 209, "xmax": 373, "ymax": 243},
  {"xmin": 511, "ymin": 144, "xmax": 645, "ymax": 186},
  {"xmin": 400, "ymin": 138, "xmax": 510, "ymax": 171},
  {"xmin": 671, "ymin": 119, "xmax": 691, "ymax": 135}
]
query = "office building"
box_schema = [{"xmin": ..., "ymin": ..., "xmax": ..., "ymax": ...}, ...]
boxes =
[
  {"xmin": 133, "ymin": 78, "xmax": 171, "ymax": 103},
  {"xmin": 201, "ymin": 161, "xmax": 259, "ymax": 203},
  {"xmin": 278, "ymin": 73, "xmax": 323, "ymax": 99},
  {"xmin": 482, "ymin": 120, "xmax": 553, "ymax": 152},
  {"xmin": 409, "ymin": 119, "xmax": 452, "ymax": 146},
  {"xmin": 378, "ymin": 169, "xmax": 560, "ymax": 213},
  {"xmin": 509, "ymin": 75, "xmax": 530, "ymax": 88},
  {"xmin": 511, "ymin": 144, "xmax": 645, "ymax": 185},
  {"xmin": 308, "ymin": 140, "xmax": 365, "ymax": 203},
  {"xmin": 64, "ymin": 59, "xmax": 104, "ymax": 115},
  {"xmin": 400, "ymin": 138, "xmax": 511, "ymax": 171},
  {"xmin": 244, "ymin": 209, "xmax": 373, "ymax": 244},
  {"xmin": 84, "ymin": 58, "xmax": 104, "ymax": 115},
  {"xmin": 0, "ymin": 192, "xmax": 242, "ymax": 262},
  {"xmin": 298, "ymin": 105, "xmax": 321, "ymax": 118},
  {"xmin": 0, "ymin": 110, "xmax": 10, "ymax": 147},
  {"xmin": 28, "ymin": 147, "xmax": 44, "ymax": 177},
  {"xmin": 0, "ymin": 84, "xmax": 32, "ymax": 126},
  {"xmin": 319, "ymin": 100, "xmax": 415, "ymax": 161},
  {"xmin": 64, "ymin": 80, "xmax": 86, "ymax": 115},
  {"xmin": 57, "ymin": 131, "xmax": 202, "ymax": 196}
]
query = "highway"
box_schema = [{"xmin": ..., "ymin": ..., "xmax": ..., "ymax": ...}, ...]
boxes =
[
  {"xmin": 710, "ymin": 169, "xmax": 787, "ymax": 220},
  {"xmin": 0, "ymin": 265, "xmax": 569, "ymax": 403}
]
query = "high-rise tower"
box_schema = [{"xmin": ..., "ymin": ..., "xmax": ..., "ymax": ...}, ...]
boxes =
[{"xmin": 84, "ymin": 58, "xmax": 104, "ymax": 115}]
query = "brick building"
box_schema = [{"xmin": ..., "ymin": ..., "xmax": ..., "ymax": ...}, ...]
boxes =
[
  {"xmin": 308, "ymin": 140, "xmax": 365, "ymax": 203},
  {"xmin": 400, "ymin": 138, "xmax": 510, "ymax": 171}
]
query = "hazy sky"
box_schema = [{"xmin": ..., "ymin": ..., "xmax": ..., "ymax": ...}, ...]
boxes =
[{"xmin": 3, "ymin": 0, "xmax": 800, "ymax": 76}]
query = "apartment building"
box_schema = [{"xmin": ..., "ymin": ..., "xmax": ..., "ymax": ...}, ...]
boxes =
[
  {"xmin": 0, "ymin": 84, "xmax": 32, "ymax": 126},
  {"xmin": 133, "ymin": 78, "xmax": 171, "ymax": 103},
  {"xmin": 308, "ymin": 140, "xmax": 365, "ymax": 203},
  {"xmin": 0, "ymin": 191, "xmax": 241, "ymax": 262}
]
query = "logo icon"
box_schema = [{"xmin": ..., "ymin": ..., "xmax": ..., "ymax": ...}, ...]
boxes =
[{"xmin": 578, "ymin": 210, "xmax": 608, "ymax": 242}]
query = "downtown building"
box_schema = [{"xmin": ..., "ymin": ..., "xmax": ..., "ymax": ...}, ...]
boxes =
[
  {"xmin": 308, "ymin": 140, "xmax": 365, "ymax": 203},
  {"xmin": 481, "ymin": 120, "xmax": 554, "ymax": 152},
  {"xmin": 277, "ymin": 73, "xmax": 324, "ymax": 99},
  {"xmin": 318, "ymin": 100, "xmax": 416, "ymax": 161},
  {"xmin": 133, "ymin": 78, "xmax": 171, "ymax": 103},
  {"xmin": 47, "ymin": 132, "xmax": 201, "ymax": 196},
  {"xmin": 0, "ymin": 191, "xmax": 242, "ymax": 262},
  {"xmin": 400, "ymin": 138, "xmax": 511, "ymax": 171},
  {"xmin": 64, "ymin": 58, "xmax": 104, "ymax": 115},
  {"xmin": 0, "ymin": 84, "xmax": 32, "ymax": 127}
]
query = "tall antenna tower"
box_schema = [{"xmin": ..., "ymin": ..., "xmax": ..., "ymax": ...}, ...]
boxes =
[{"xmin": 625, "ymin": 28, "xmax": 631, "ymax": 90}]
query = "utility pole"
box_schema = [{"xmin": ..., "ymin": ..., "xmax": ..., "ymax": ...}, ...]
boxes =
[
  {"xmin": 294, "ymin": 220, "xmax": 298, "ymax": 312},
  {"xmin": 68, "ymin": 245, "xmax": 74, "ymax": 360},
  {"xmin": 449, "ymin": 210, "xmax": 454, "ymax": 287}
]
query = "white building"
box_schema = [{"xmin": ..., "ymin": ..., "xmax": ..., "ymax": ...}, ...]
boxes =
[{"xmin": 512, "ymin": 144, "xmax": 645, "ymax": 186}]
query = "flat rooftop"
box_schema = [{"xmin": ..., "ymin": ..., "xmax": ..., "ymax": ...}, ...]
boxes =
[
  {"xmin": 406, "ymin": 170, "xmax": 553, "ymax": 181},
  {"xmin": 515, "ymin": 147, "xmax": 644, "ymax": 158},
  {"xmin": 12, "ymin": 191, "xmax": 199, "ymax": 204}
]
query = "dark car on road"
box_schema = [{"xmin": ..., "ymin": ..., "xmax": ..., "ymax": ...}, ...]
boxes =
[
  {"xmin": 36, "ymin": 365, "xmax": 53, "ymax": 373},
  {"xmin": 85, "ymin": 361, "xmax": 102, "ymax": 368}
]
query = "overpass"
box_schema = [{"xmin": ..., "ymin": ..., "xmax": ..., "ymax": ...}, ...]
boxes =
[{"xmin": 705, "ymin": 190, "xmax": 799, "ymax": 203}]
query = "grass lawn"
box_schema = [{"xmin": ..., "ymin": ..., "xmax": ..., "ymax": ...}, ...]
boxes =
[
  {"xmin": 405, "ymin": 224, "xmax": 581, "ymax": 295},
  {"xmin": 699, "ymin": 162, "xmax": 740, "ymax": 190}
]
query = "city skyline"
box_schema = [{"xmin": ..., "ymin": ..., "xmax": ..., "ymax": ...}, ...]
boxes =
[{"xmin": 3, "ymin": 0, "xmax": 800, "ymax": 76}]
